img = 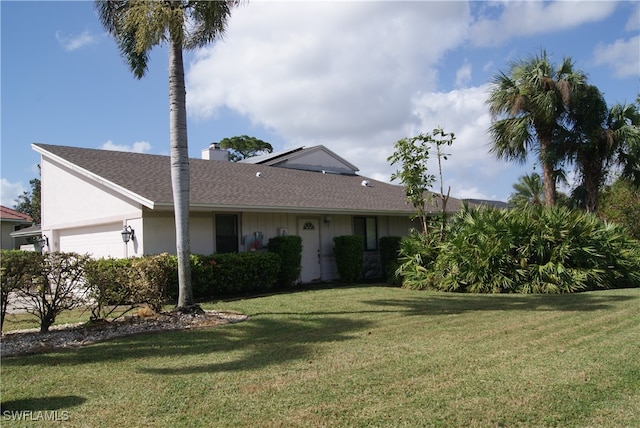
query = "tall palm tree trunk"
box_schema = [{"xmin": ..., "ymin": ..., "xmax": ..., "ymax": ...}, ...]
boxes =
[
  {"xmin": 582, "ymin": 157, "xmax": 603, "ymax": 213},
  {"xmin": 168, "ymin": 32, "xmax": 194, "ymax": 308},
  {"xmin": 538, "ymin": 136, "xmax": 557, "ymax": 207}
]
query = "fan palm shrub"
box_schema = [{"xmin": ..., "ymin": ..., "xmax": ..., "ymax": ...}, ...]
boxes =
[
  {"xmin": 399, "ymin": 205, "xmax": 640, "ymax": 293},
  {"xmin": 395, "ymin": 229, "xmax": 442, "ymax": 290}
]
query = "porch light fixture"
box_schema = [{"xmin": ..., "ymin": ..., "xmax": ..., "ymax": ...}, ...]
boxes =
[
  {"xmin": 121, "ymin": 225, "xmax": 135, "ymax": 243},
  {"xmin": 37, "ymin": 235, "xmax": 48, "ymax": 250},
  {"xmin": 324, "ymin": 215, "xmax": 332, "ymax": 225}
]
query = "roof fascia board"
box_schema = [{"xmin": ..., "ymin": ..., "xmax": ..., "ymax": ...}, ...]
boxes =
[
  {"xmin": 32, "ymin": 144, "xmax": 155, "ymax": 209},
  {"xmin": 187, "ymin": 203, "xmax": 414, "ymax": 216}
]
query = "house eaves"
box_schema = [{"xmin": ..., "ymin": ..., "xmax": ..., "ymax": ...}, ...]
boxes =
[{"xmin": 33, "ymin": 143, "xmax": 156, "ymax": 209}]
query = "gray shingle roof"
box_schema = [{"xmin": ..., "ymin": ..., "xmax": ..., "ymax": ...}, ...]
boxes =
[{"xmin": 34, "ymin": 144, "xmax": 463, "ymax": 215}]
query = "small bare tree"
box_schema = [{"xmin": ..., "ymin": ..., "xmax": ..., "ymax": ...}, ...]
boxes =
[
  {"xmin": 431, "ymin": 127, "xmax": 455, "ymax": 241},
  {"xmin": 15, "ymin": 252, "xmax": 91, "ymax": 333},
  {"xmin": 388, "ymin": 127, "xmax": 455, "ymax": 240}
]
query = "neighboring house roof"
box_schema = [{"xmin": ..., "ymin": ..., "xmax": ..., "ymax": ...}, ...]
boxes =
[
  {"xmin": 0, "ymin": 205, "xmax": 33, "ymax": 223},
  {"xmin": 33, "ymin": 143, "xmax": 464, "ymax": 215},
  {"xmin": 10, "ymin": 224, "xmax": 41, "ymax": 238},
  {"xmin": 239, "ymin": 146, "xmax": 305, "ymax": 165},
  {"xmin": 239, "ymin": 145, "xmax": 359, "ymax": 175},
  {"xmin": 463, "ymin": 199, "xmax": 510, "ymax": 209}
]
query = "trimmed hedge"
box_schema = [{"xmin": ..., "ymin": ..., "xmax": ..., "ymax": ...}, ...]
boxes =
[
  {"xmin": 268, "ymin": 235, "xmax": 302, "ymax": 288},
  {"xmin": 85, "ymin": 257, "xmax": 136, "ymax": 320},
  {"xmin": 201, "ymin": 251, "xmax": 280, "ymax": 298},
  {"xmin": 379, "ymin": 236, "xmax": 402, "ymax": 285},
  {"xmin": 333, "ymin": 235, "xmax": 364, "ymax": 283},
  {"xmin": 158, "ymin": 252, "xmax": 281, "ymax": 300},
  {"xmin": 86, "ymin": 252, "xmax": 280, "ymax": 311}
]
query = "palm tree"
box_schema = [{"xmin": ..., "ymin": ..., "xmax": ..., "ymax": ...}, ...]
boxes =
[
  {"xmin": 96, "ymin": 0, "xmax": 239, "ymax": 310},
  {"xmin": 508, "ymin": 172, "xmax": 544, "ymax": 208},
  {"xmin": 487, "ymin": 50, "xmax": 586, "ymax": 207},
  {"xmin": 561, "ymin": 85, "xmax": 640, "ymax": 213},
  {"xmin": 610, "ymin": 100, "xmax": 640, "ymax": 187}
]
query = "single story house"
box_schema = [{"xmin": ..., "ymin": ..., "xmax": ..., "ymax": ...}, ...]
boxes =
[
  {"xmin": 33, "ymin": 143, "xmax": 464, "ymax": 282},
  {"xmin": 1, "ymin": 206, "xmax": 34, "ymax": 250}
]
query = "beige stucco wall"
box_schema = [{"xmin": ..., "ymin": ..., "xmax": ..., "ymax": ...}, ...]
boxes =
[
  {"xmin": 141, "ymin": 211, "xmax": 412, "ymax": 282},
  {"xmin": 142, "ymin": 213, "xmax": 215, "ymax": 256}
]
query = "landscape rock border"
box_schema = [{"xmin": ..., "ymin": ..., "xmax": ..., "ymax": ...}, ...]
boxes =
[{"xmin": 0, "ymin": 310, "xmax": 248, "ymax": 358}]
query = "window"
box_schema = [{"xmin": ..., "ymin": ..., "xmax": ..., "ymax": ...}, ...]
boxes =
[
  {"xmin": 354, "ymin": 216, "xmax": 377, "ymax": 251},
  {"xmin": 216, "ymin": 214, "xmax": 238, "ymax": 253}
]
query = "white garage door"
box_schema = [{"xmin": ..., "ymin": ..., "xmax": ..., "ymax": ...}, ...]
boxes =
[{"xmin": 58, "ymin": 223, "xmax": 126, "ymax": 258}]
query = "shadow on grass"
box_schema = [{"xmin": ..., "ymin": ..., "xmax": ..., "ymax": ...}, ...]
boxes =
[
  {"xmin": 364, "ymin": 289, "xmax": 639, "ymax": 316},
  {"xmin": 248, "ymin": 288, "xmax": 639, "ymax": 318},
  {"xmin": 3, "ymin": 287, "xmax": 636, "ymax": 373},
  {"xmin": 1, "ymin": 395, "xmax": 86, "ymax": 412},
  {"xmin": 1, "ymin": 315, "xmax": 375, "ymax": 375}
]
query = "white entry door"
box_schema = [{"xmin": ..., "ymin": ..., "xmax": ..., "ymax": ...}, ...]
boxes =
[{"xmin": 299, "ymin": 218, "xmax": 321, "ymax": 283}]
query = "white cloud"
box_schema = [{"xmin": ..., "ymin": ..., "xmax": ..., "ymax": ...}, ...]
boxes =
[
  {"xmin": 184, "ymin": 1, "xmax": 565, "ymax": 201},
  {"xmin": 625, "ymin": 3, "xmax": 640, "ymax": 31},
  {"xmin": 592, "ymin": 35, "xmax": 640, "ymax": 79},
  {"xmin": 455, "ymin": 60, "xmax": 472, "ymax": 88},
  {"xmin": 55, "ymin": 30, "xmax": 96, "ymax": 51},
  {"xmin": 186, "ymin": 1, "xmax": 477, "ymax": 191},
  {"xmin": 100, "ymin": 140, "xmax": 152, "ymax": 153},
  {"xmin": 1, "ymin": 179, "xmax": 25, "ymax": 207},
  {"xmin": 469, "ymin": 1, "xmax": 617, "ymax": 47},
  {"xmin": 410, "ymin": 84, "xmax": 517, "ymax": 200},
  {"xmin": 187, "ymin": 1, "xmax": 471, "ymax": 142}
]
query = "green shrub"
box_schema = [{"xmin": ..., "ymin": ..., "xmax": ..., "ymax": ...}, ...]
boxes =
[
  {"xmin": 333, "ymin": 236, "xmax": 364, "ymax": 283},
  {"xmin": 379, "ymin": 236, "xmax": 402, "ymax": 285},
  {"xmin": 429, "ymin": 206, "xmax": 640, "ymax": 293},
  {"xmin": 84, "ymin": 257, "xmax": 136, "ymax": 320},
  {"xmin": 598, "ymin": 178, "xmax": 640, "ymax": 240},
  {"xmin": 207, "ymin": 252, "xmax": 280, "ymax": 296},
  {"xmin": 268, "ymin": 235, "xmax": 302, "ymax": 288},
  {"xmin": 130, "ymin": 253, "xmax": 175, "ymax": 312},
  {"xmin": 0, "ymin": 250, "xmax": 43, "ymax": 331},
  {"xmin": 190, "ymin": 253, "xmax": 216, "ymax": 300}
]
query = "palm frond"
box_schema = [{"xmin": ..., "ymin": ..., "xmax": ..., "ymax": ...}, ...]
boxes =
[
  {"xmin": 185, "ymin": 0, "xmax": 240, "ymax": 49},
  {"xmin": 488, "ymin": 116, "xmax": 534, "ymax": 162}
]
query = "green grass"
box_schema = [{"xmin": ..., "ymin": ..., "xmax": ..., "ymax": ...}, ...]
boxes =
[{"xmin": 2, "ymin": 285, "xmax": 639, "ymax": 427}]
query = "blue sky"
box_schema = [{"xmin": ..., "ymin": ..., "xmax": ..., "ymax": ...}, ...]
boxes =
[{"xmin": 2, "ymin": 1, "xmax": 639, "ymax": 208}]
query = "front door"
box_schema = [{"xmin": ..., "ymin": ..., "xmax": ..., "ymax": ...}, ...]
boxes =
[{"xmin": 299, "ymin": 218, "xmax": 321, "ymax": 283}]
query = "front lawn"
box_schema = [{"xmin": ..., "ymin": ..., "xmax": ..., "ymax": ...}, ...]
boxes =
[{"xmin": 1, "ymin": 285, "xmax": 639, "ymax": 427}]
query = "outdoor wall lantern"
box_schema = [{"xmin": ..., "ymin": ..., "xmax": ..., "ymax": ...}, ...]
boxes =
[
  {"xmin": 121, "ymin": 225, "xmax": 135, "ymax": 243},
  {"xmin": 324, "ymin": 215, "xmax": 332, "ymax": 225},
  {"xmin": 37, "ymin": 235, "xmax": 48, "ymax": 250}
]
